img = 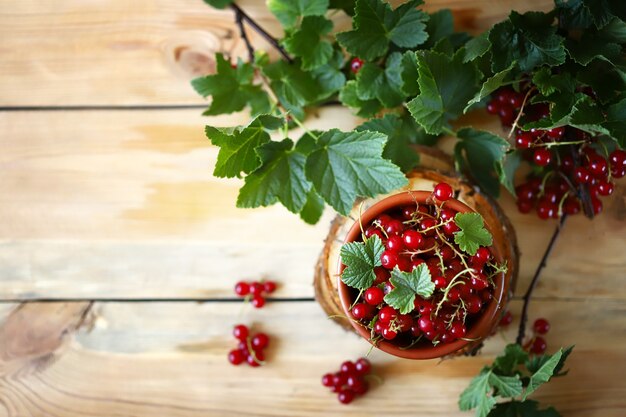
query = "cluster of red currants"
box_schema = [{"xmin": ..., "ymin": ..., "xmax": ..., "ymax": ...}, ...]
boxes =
[
  {"xmin": 350, "ymin": 183, "xmax": 499, "ymax": 347},
  {"xmin": 234, "ymin": 280, "xmax": 277, "ymax": 308},
  {"xmin": 227, "ymin": 324, "xmax": 270, "ymax": 367},
  {"xmin": 321, "ymin": 358, "xmax": 373, "ymax": 404},
  {"xmin": 488, "ymin": 86, "xmax": 625, "ymax": 219},
  {"xmin": 526, "ymin": 318, "xmax": 550, "ymax": 355}
]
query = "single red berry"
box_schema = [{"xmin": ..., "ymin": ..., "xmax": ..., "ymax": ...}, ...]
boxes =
[
  {"xmin": 433, "ymin": 182, "xmax": 454, "ymax": 201},
  {"xmin": 333, "ymin": 372, "xmax": 347, "ymax": 387},
  {"xmin": 364, "ymin": 286, "xmax": 384, "ymax": 305},
  {"xmin": 418, "ymin": 316, "xmax": 434, "ymax": 332},
  {"xmin": 486, "ymin": 100, "xmax": 500, "ymax": 114},
  {"xmin": 545, "ymin": 127, "xmax": 564, "ymax": 140},
  {"xmin": 419, "ymin": 218, "xmax": 438, "ymax": 236},
  {"xmin": 530, "ymin": 336, "xmax": 547, "ymax": 354},
  {"xmin": 510, "ymin": 92, "xmax": 524, "ymax": 108},
  {"xmin": 537, "ymin": 200, "xmax": 557, "ymax": 220},
  {"xmin": 516, "ymin": 184, "xmax": 536, "ymax": 201},
  {"xmin": 609, "ymin": 149, "xmax": 626, "ymax": 170},
  {"xmin": 591, "ymin": 197, "xmax": 603, "ymax": 215},
  {"xmin": 228, "ymin": 349, "xmax": 245, "ymax": 365},
  {"xmin": 416, "ymin": 299, "xmax": 434, "ymax": 315},
  {"xmin": 378, "ymin": 306, "xmax": 398, "ymax": 323},
  {"xmin": 396, "ymin": 314, "xmax": 412, "ymax": 332},
  {"xmin": 533, "ymin": 318, "xmax": 550, "ymax": 335},
  {"xmin": 385, "ymin": 235, "xmax": 404, "ymax": 252},
  {"xmin": 352, "ymin": 379, "xmax": 369, "ymax": 395},
  {"xmin": 365, "ymin": 225, "xmax": 384, "ymax": 240},
  {"xmin": 517, "ymin": 199, "xmax": 533, "ymax": 214},
  {"xmin": 381, "ymin": 326, "xmax": 398, "ymax": 340},
  {"xmin": 373, "ymin": 267, "xmax": 390, "ymax": 285},
  {"xmin": 380, "ymin": 250, "xmax": 399, "ymax": 269},
  {"xmin": 533, "ymin": 148, "xmax": 552, "ymax": 166},
  {"xmin": 233, "ymin": 324, "xmax": 249, "ymax": 341},
  {"xmin": 447, "ymin": 287, "xmax": 461, "ymax": 303},
  {"xmin": 597, "ymin": 180, "xmax": 614, "ymax": 196},
  {"xmin": 443, "ymin": 220, "xmax": 460, "ymax": 235},
  {"xmin": 499, "ymin": 310, "xmax": 513, "ymax": 326},
  {"xmin": 234, "ymin": 281, "xmax": 250, "ymax": 296},
  {"xmin": 499, "ymin": 105, "xmax": 515, "ymax": 125},
  {"xmin": 351, "ymin": 303, "xmax": 371, "ymax": 320},
  {"xmin": 573, "ymin": 167, "xmax": 591, "ymax": 184},
  {"xmin": 433, "ymin": 276, "xmax": 447, "ymax": 289},
  {"xmin": 355, "ymin": 357, "xmax": 371, "ymax": 375},
  {"xmin": 515, "ymin": 132, "xmax": 534, "ymax": 149},
  {"xmin": 472, "ymin": 247, "xmax": 492, "ymax": 265},
  {"xmin": 587, "ymin": 157, "xmax": 608, "ymax": 177},
  {"xmin": 340, "ymin": 360, "xmax": 356, "ymax": 374},
  {"xmin": 385, "ymin": 219, "xmax": 404, "ymax": 236},
  {"xmin": 338, "ymin": 389, "xmax": 355, "ymax": 404},
  {"xmin": 470, "ymin": 275, "xmax": 489, "ymax": 291},
  {"xmin": 251, "ymin": 333, "xmax": 269, "ymax": 350},
  {"xmin": 247, "ymin": 351, "xmax": 264, "ymax": 367},
  {"xmin": 449, "ymin": 321, "xmax": 467, "ymax": 338},
  {"xmin": 562, "ymin": 197, "xmax": 580, "ymax": 215},
  {"xmin": 250, "ymin": 282, "xmax": 264, "ymax": 295},
  {"xmin": 350, "ymin": 57, "xmax": 363, "ymax": 74},
  {"xmin": 251, "ymin": 295, "xmax": 265, "ymax": 308},
  {"xmin": 263, "ymin": 281, "xmax": 277, "ymax": 294},
  {"xmin": 466, "ymin": 295, "xmax": 483, "ymax": 314},
  {"xmin": 322, "ymin": 373, "xmax": 334, "ymax": 387},
  {"xmin": 402, "ymin": 229, "xmax": 423, "ymax": 250},
  {"xmin": 402, "ymin": 205, "xmax": 417, "ymax": 219}
]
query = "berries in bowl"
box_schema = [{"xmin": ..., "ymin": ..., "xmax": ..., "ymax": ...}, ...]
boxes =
[{"xmin": 337, "ymin": 183, "xmax": 510, "ymax": 359}]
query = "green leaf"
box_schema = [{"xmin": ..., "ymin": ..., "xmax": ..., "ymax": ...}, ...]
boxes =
[
  {"xmin": 192, "ymin": 54, "xmax": 271, "ymax": 116},
  {"xmin": 299, "ymin": 189, "xmax": 325, "ymax": 224},
  {"xmin": 339, "ymin": 80, "xmax": 383, "ymax": 118},
  {"xmin": 267, "ymin": 0, "xmax": 329, "ymax": 28},
  {"xmin": 283, "ymin": 16, "xmax": 334, "ymax": 70},
  {"xmin": 357, "ymin": 113, "xmax": 420, "ymax": 172},
  {"xmin": 340, "ymin": 235, "xmax": 385, "ymax": 290},
  {"xmin": 464, "ymin": 62, "xmax": 516, "ymax": 113},
  {"xmin": 496, "ymin": 151, "xmax": 522, "ymax": 196},
  {"xmin": 577, "ymin": 59, "xmax": 626, "ymax": 104},
  {"xmin": 262, "ymin": 60, "xmax": 320, "ymax": 118},
  {"xmin": 329, "ymin": 0, "xmax": 355, "ymax": 15},
  {"xmin": 583, "ymin": 0, "xmax": 615, "ymax": 28},
  {"xmin": 459, "ymin": 368, "xmax": 497, "ymax": 417},
  {"xmin": 454, "ymin": 212, "xmax": 493, "ymax": 256},
  {"xmin": 494, "ymin": 343, "xmax": 529, "ymax": 375},
  {"xmin": 237, "ymin": 139, "xmax": 312, "ymax": 214},
  {"xmin": 489, "ymin": 11, "xmax": 566, "ymax": 72},
  {"xmin": 488, "ymin": 400, "xmax": 561, "ymax": 417},
  {"xmin": 310, "ymin": 49, "xmax": 346, "ymax": 100},
  {"xmin": 488, "ymin": 373, "xmax": 523, "ymax": 398},
  {"xmin": 462, "ymin": 32, "xmax": 491, "ymax": 63},
  {"xmin": 336, "ymin": 0, "xmax": 428, "ymax": 61},
  {"xmin": 356, "ymin": 52, "xmax": 406, "ymax": 107},
  {"xmin": 523, "ymin": 349, "xmax": 563, "ymax": 400},
  {"xmin": 203, "ymin": 0, "xmax": 233, "ymax": 9},
  {"xmin": 304, "ymin": 129, "xmax": 408, "ymax": 214},
  {"xmin": 423, "ymin": 9, "xmax": 454, "ymax": 48},
  {"xmin": 407, "ymin": 51, "xmax": 480, "ymax": 134},
  {"xmin": 531, "ymin": 67, "xmax": 576, "ymax": 96},
  {"xmin": 597, "ymin": 18, "xmax": 626, "ymax": 43},
  {"xmin": 603, "ymin": 97, "xmax": 626, "ymax": 147},
  {"xmin": 384, "ymin": 264, "xmax": 434, "ymax": 314},
  {"xmin": 555, "ymin": 0, "xmax": 594, "ymax": 29},
  {"xmin": 565, "ymin": 37, "xmax": 622, "ymax": 66},
  {"xmin": 205, "ymin": 115, "xmax": 282, "ymax": 178},
  {"xmin": 401, "ymin": 51, "xmax": 420, "ymax": 97},
  {"xmin": 455, "ymin": 128, "xmax": 510, "ymax": 198}
]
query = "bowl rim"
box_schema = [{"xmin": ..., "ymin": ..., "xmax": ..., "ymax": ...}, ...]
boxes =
[{"xmin": 336, "ymin": 190, "xmax": 508, "ymax": 360}]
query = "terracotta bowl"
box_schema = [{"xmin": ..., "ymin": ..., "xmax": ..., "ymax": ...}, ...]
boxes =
[{"xmin": 337, "ymin": 191, "xmax": 510, "ymax": 360}]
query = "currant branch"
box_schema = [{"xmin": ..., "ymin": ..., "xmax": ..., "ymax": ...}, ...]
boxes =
[
  {"xmin": 515, "ymin": 214, "xmax": 567, "ymax": 345},
  {"xmin": 232, "ymin": 5, "xmax": 254, "ymax": 62},
  {"xmin": 228, "ymin": 3, "xmax": 293, "ymax": 63}
]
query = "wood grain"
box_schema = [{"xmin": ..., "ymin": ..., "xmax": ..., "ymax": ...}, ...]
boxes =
[
  {"xmin": 1, "ymin": 108, "xmax": 624, "ymax": 300},
  {"xmin": 0, "ymin": 300, "xmax": 624, "ymax": 417},
  {"xmin": 0, "ymin": 0, "xmax": 553, "ymax": 106}
]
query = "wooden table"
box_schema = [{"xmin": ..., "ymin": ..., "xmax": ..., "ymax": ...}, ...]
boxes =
[{"xmin": 1, "ymin": 1, "xmax": 625, "ymax": 416}]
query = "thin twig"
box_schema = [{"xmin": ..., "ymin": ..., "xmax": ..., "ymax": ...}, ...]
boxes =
[
  {"xmin": 508, "ymin": 87, "xmax": 536, "ymax": 139},
  {"xmin": 229, "ymin": 3, "xmax": 293, "ymax": 63},
  {"xmin": 516, "ymin": 214, "xmax": 568, "ymax": 345},
  {"xmin": 233, "ymin": 7, "xmax": 255, "ymax": 62}
]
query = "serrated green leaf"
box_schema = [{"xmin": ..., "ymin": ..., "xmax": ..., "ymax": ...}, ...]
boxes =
[
  {"xmin": 310, "ymin": 49, "xmax": 346, "ymax": 100},
  {"xmin": 340, "ymin": 235, "xmax": 384, "ymax": 289},
  {"xmin": 490, "ymin": 11, "xmax": 566, "ymax": 72},
  {"xmin": 203, "ymin": 0, "xmax": 233, "ymax": 9},
  {"xmin": 262, "ymin": 60, "xmax": 320, "ymax": 118},
  {"xmin": 423, "ymin": 9, "xmax": 454, "ymax": 48},
  {"xmin": 454, "ymin": 212, "xmax": 493, "ymax": 256},
  {"xmin": 496, "ymin": 151, "xmax": 522, "ymax": 196},
  {"xmin": 566, "ymin": 36, "xmax": 622, "ymax": 66},
  {"xmin": 455, "ymin": 127, "xmax": 510, "ymax": 198},
  {"xmin": 603, "ymin": 97, "xmax": 626, "ymax": 147},
  {"xmin": 401, "ymin": 51, "xmax": 420, "ymax": 97},
  {"xmin": 357, "ymin": 113, "xmax": 421, "ymax": 172},
  {"xmin": 283, "ymin": 16, "xmax": 333, "ymax": 70},
  {"xmin": 494, "ymin": 343, "xmax": 529, "ymax": 375},
  {"xmin": 356, "ymin": 52, "xmax": 405, "ymax": 107},
  {"xmin": 459, "ymin": 368, "xmax": 497, "ymax": 417},
  {"xmin": 524, "ymin": 94, "xmax": 608, "ymax": 136},
  {"xmin": 329, "ymin": 0, "xmax": 355, "ymax": 15},
  {"xmin": 577, "ymin": 59, "xmax": 626, "ymax": 104},
  {"xmin": 555, "ymin": 0, "xmax": 593, "ymax": 29},
  {"xmin": 488, "ymin": 400, "xmax": 562, "ymax": 417},
  {"xmin": 383, "ymin": 264, "xmax": 434, "ymax": 314},
  {"xmin": 339, "ymin": 80, "xmax": 383, "ymax": 118},
  {"xmin": 267, "ymin": 0, "xmax": 329, "ymax": 28},
  {"xmin": 462, "ymin": 32, "xmax": 491, "ymax": 63},
  {"xmin": 192, "ymin": 54, "xmax": 270, "ymax": 116},
  {"xmin": 205, "ymin": 115, "xmax": 282, "ymax": 178},
  {"xmin": 488, "ymin": 373, "xmax": 523, "ymax": 398},
  {"xmin": 299, "ymin": 189, "xmax": 325, "ymax": 224},
  {"xmin": 336, "ymin": 0, "xmax": 428, "ymax": 61},
  {"xmin": 304, "ymin": 129, "xmax": 408, "ymax": 214},
  {"xmin": 237, "ymin": 139, "xmax": 311, "ymax": 214},
  {"xmin": 523, "ymin": 349, "xmax": 563, "ymax": 400},
  {"xmin": 464, "ymin": 62, "xmax": 516, "ymax": 112},
  {"xmin": 531, "ymin": 67, "xmax": 576, "ymax": 96},
  {"xmin": 597, "ymin": 18, "xmax": 626, "ymax": 43},
  {"xmin": 407, "ymin": 51, "xmax": 480, "ymax": 134},
  {"xmin": 583, "ymin": 0, "xmax": 615, "ymax": 28}
]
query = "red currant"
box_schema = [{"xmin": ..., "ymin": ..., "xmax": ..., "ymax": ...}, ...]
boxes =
[
  {"xmin": 402, "ymin": 229, "xmax": 423, "ymax": 250},
  {"xmin": 530, "ymin": 336, "xmax": 547, "ymax": 354},
  {"xmin": 322, "ymin": 373, "xmax": 334, "ymax": 387},
  {"xmin": 251, "ymin": 295, "xmax": 265, "ymax": 308},
  {"xmin": 234, "ymin": 281, "xmax": 250, "ymax": 296},
  {"xmin": 351, "ymin": 303, "xmax": 370, "ymax": 320},
  {"xmin": 364, "ymin": 286, "xmax": 384, "ymax": 305},
  {"xmin": 251, "ymin": 333, "xmax": 269, "ymax": 350},
  {"xmin": 516, "ymin": 132, "xmax": 533, "ymax": 149},
  {"xmin": 350, "ymin": 58, "xmax": 363, "ymax": 74},
  {"xmin": 378, "ymin": 306, "xmax": 398, "ymax": 323},
  {"xmin": 533, "ymin": 148, "xmax": 552, "ymax": 166},
  {"xmin": 533, "ymin": 318, "xmax": 550, "ymax": 335},
  {"xmin": 250, "ymin": 282, "xmax": 264, "ymax": 295},
  {"xmin": 385, "ymin": 219, "xmax": 404, "ymax": 236},
  {"xmin": 433, "ymin": 182, "xmax": 453, "ymax": 201},
  {"xmin": 573, "ymin": 167, "xmax": 591, "ymax": 184},
  {"xmin": 233, "ymin": 324, "xmax": 249, "ymax": 341},
  {"xmin": 355, "ymin": 357, "xmax": 371, "ymax": 375},
  {"xmin": 385, "ymin": 235, "xmax": 404, "ymax": 251},
  {"xmin": 499, "ymin": 311, "xmax": 513, "ymax": 326},
  {"xmin": 338, "ymin": 389, "xmax": 355, "ymax": 404},
  {"xmin": 228, "ymin": 349, "xmax": 245, "ymax": 365},
  {"xmin": 380, "ymin": 250, "xmax": 399, "ymax": 269}
]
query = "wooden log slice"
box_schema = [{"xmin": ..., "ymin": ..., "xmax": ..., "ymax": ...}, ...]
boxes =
[{"xmin": 313, "ymin": 146, "xmax": 520, "ymax": 333}]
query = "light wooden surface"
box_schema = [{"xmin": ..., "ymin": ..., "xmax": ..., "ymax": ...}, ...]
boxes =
[{"xmin": 1, "ymin": 1, "xmax": 625, "ymax": 417}]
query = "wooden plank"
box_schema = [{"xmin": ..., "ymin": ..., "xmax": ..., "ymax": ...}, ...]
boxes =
[
  {"xmin": 1, "ymin": 108, "xmax": 625, "ymax": 300},
  {"xmin": 0, "ymin": 299, "xmax": 624, "ymax": 416},
  {"xmin": 0, "ymin": 0, "xmax": 554, "ymax": 106}
]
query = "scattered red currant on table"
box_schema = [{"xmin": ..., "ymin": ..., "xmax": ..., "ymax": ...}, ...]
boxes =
[
  {"xmin": 233, "ymin": 279, "xmax": 278, "ymax": 308},
  {"xmin": 227, "ymin": 324, "xmax": 270, "ymax": 367},
  {"xmin": 350, "ymin": 57, "xmax": 363, "ymax": 74},
  {"xmin": 523, "ymin": 317, "xmax": 551, "ymax": 355},
  {"xmin": 321, "ymin": 357, "xmax": 375, "ymax": 404}
]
